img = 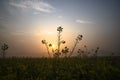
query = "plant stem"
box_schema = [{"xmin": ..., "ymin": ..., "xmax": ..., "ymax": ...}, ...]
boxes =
[
  {"xmin": 69, "ymin": 40, "xmax": 78, "ymax": 57},
  {"xmin": 45, "ymin": 44, "xmax": 51, "ymax": 58},
  {"xmin": 58, "ymin": 31, "xmax": 60, "ymax": 54}
]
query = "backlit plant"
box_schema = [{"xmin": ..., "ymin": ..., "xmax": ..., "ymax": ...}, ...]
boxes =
[
  {"xmin": 69, "ymin": 34, "xmax": 83, "ymax": 57},
  {"xmin": 41, "ymin": 26, "xmax": 83, "ymax": 58},
  {"xmin": 41, "ymin": 40, "xmax": 51, "ymax": 57},
  {"xmin": 1, "ymin": 43, "xmax": 9, "ymax": 58}
]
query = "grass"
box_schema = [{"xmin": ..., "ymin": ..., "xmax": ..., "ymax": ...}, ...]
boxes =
[{"xmin": 0, "ymin": 57, "xmax": 120, "ymax": 80}]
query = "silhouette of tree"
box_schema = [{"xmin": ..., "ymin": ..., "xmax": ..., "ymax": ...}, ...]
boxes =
[{"xmin": 1, "ymin": 43, "xmax": 9, "ymax": 58}]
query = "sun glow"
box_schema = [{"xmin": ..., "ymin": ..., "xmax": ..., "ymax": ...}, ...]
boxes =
[
  {"xmin": 47, "ymin": 31, "xmax": 54, "ymax": 35},
  {"xmin": 52, "ymin": 44, "xmax": 55, "ymax": 49},
  {"xmin": 51, "ymin": 44, "xmax": 58, "ymax": 50}
]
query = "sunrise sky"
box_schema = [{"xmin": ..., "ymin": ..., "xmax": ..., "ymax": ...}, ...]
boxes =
[{"xmin": 0, "ymin": 0, "xmax": 120, "ymax": 57}]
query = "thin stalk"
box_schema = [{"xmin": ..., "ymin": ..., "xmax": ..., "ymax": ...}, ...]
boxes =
[
  {"xmin": 2, "ymin": 50, "xmax": 5, "ymax": 58},
  {"xmin": 52, "ymin": 47, "xmax": 54, "ymax": 57},
  {"xmin": 69, "ymin": 40, "xmax": 78, "ymax": 57},
  {"xmin": 45, "ymin": 44, "xmax": 51, "ymax": 58},
  {"xmin": 58, "ymin": 31, "xmax": 60, "ymax": 54}
]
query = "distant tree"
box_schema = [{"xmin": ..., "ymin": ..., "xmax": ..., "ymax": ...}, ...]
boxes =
[
  {"xmin": 69, "ymin": 34, "xmax": 83, "ymax": 57},
  {"xmin": 1, "ymin": 43, "xmax": 9, "ymax": 58}
]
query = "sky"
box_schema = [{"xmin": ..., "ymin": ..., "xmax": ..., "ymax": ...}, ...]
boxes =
[{"xmin": 0, "ymin": 0, "xmax": 120, "ymax": 57}]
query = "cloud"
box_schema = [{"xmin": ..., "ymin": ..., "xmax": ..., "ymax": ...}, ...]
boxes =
[
  {"xmin": 33, "ymin": 12, "xmax": 40, "ymax": 15},
  {"xmin": 9, "ymin": 0, "xmax": 55, "ymax": 13},
  {"xmin": 76, "ymin": 19, "xmax": 93, "ymax": 24},
  {"xmin": 58, "ymin": 16, "xmax": 63, "ymax": 19}
]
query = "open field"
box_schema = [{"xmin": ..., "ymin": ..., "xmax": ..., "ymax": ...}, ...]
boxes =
[{"xmin": 0, "ymin": 57, "xmax": 120, "ymax": 80}]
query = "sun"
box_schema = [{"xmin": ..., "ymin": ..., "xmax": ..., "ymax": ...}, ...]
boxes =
[{"xmin": 52, "ymin": 44, "xmax": 55, "ymax": 49}]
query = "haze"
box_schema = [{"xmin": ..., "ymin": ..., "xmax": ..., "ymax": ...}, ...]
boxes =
[{"xmin": 0, "ymin": 0, "xmax": 120, "ymax": 57}]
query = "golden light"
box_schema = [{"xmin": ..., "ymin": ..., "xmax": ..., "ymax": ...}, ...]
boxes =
[
  {"xmin": 47, "ymin": 31, "xmax": 54, "ymax": 35},
  {"xmin": 52, "ymin": 44, "xmax": 55, "ymax": 48}
]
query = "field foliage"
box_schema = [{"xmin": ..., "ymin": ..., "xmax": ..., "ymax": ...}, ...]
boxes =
[{"xmin": 0, "ymin": 57, "xmax": 120, "ymax": 80}]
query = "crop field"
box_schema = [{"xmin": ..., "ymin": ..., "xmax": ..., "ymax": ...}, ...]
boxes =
[{"xmin": 0, "ymin": 57, "xmax": 120, "ymax": 80}]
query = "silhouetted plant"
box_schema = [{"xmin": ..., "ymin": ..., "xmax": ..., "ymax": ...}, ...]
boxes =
[
  {"xmin": 41, "ymin": 26, "xmax": 66, "ymax": 58},
  {"xmin": 77, "ymin": 49, "xmax": 85, "ymax": 58},
  {"xmin": 77, "ymin": 49, "xmax": 82, "ymax": 57},
  {"xmin": 1, "ymin": 43, "xmax": 9, "ymax": 58},
  {"xmin": 53, "ymin": 49, "xmax": 60, "ymax": 58},
  {"xmin": 49, "ymin": 43, "xmax": 54, "ymax": 54},
  {"xmin": 69, "ymin": 34, "xmax": 83, "ymax": 57},
  {"xmin": 41, "ymin": 26, "xmax": 83, "ymax": 58},
  {"xmin": 111, "ymin": 52, "xmax": 114, "ymax": 57},
  {"xmin": 77, "ymin": 45, "xmax": 101, "ymax": 58},
  {"xmin": 82, "ymin": 45, "xmax": 88, "ymax": 57},
  {"xmin": 61, "ymin": 46, "xmax": 69, "ymax": 57},
  {"xmin": 56, "ymin": 26, "xmax": 66, "ymax": 57},
  {"xmin": 84, "ymin": 45, "xmax": 87, "ymax": 52},
  {"xmin": 83, "ymin": 45, "xmax": 91, "ymax": 57},
  {"xmin": 93, "ymin": 47, "xmax": 100, "ymax": 57},
  {"xmin": 41, "ymin": 40, "xmax": 51, "ymax": 57}
]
